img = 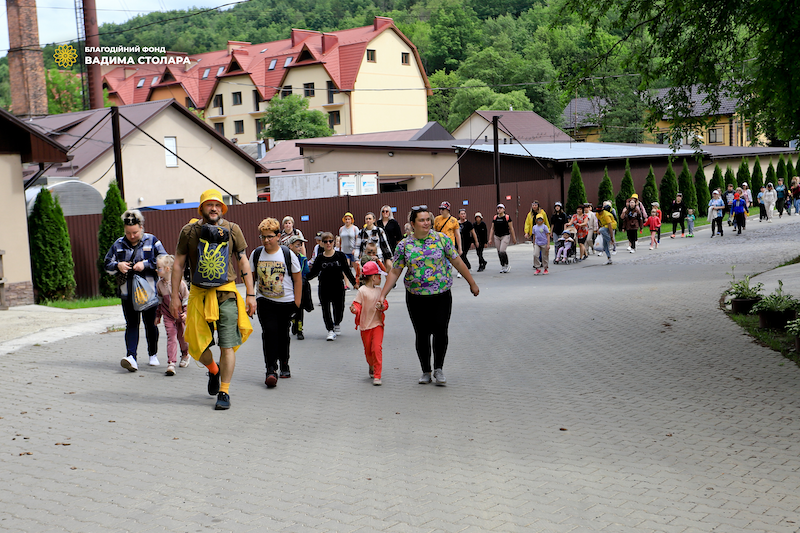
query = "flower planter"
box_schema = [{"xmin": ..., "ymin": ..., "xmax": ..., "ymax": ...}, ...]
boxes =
[
  {"xmin": 731, "ymin": 297, "xmax": 761, "ymax": 315},
  {"xmin": 757, "ymin": 309, "xmax": 797, "ymax": 330}
]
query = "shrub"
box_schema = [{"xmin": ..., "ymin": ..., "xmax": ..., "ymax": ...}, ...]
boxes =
[
  {"xmin": 566, "ymin": 161, "xmax": 587, "ymax": 215},
  {"xmin": 97, "ymin": 181, "xmax": 127, "ymax": 297},
  {"xmin": 29, "ymin": 189, "xmax": 76, "ymax": 301},
  {"xmin": 677, "ymin": 159, "xmax": 697, "ymax": 213},
  {"xmin": 641, "ymin": 165, "xmax": 659, "ymax": 211},
  {"xmin": 615, "ymin": 159, "xmax": 636, "ymax": 216},
  {"xmin": 597, "ymin": 166, "xmax": 614, "ymax": 205},
  {"xmin": 658, "ymin": 163, "xmax": 678, "ymax": 220}
]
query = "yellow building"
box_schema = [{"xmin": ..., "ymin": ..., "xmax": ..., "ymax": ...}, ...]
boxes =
[{"xmin": 102, "ymin": 18, "xmax": 430, "ymax": 145}]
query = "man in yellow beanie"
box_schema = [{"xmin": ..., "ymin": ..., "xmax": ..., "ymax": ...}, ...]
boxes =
[{"xmin": 171, "ymin": 189, "xmax": 255, "ymax": 410}]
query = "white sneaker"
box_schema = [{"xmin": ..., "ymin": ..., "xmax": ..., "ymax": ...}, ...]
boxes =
[
  {"xmin": 611, "ymin": 250, "xmax": 617, "ymax": 255},
  {"xmin": 179, "ymin": 355, "xmax": 190, "ymax": 368},
  {"xmin": 457, "ymin": 273, "xmax": 462, "ymax": 278},
  {"xmin": 504, "ymin": 265, "xmax": 510, "ymax": 273},
  {"xmin": 630, "ymin": 248, "xmax": 635, "ymax": 253},
  {"xmin": 333, "ymin": 323, "xmax": 341, "ymax": 335},
  {"xmin": 326, "ymin": 330, "xmax": 336, "ymax": 341},
  {"xmin": 626, "ymin": 246, "xmax": 631, "ymax": 251},
  {"xmin": 149, "ymin": 355, "xmax": 160, "ymax": 366},
  {"xmin": 120, "ymin": 355, "xmax": 138, "ymax": 372},
  {"xmin": 373, "ymin": 378, "xmax": 382, "ymax": 386},
  {"xmin": 433, "ymin": 368, "xmax": 447, "ymax": 385}
]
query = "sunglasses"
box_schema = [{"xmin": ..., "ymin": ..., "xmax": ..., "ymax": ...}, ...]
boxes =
[
  {"xmin": 411, "ymin": 205, "xmax": 427, "ymax": 212},
  {"xmin": 123, "ymin": 215, "xmax": 140, "ymax": 226},
  {"xmin": 322, "ymin": 239, "xmax": 334, "ymax": 243}
]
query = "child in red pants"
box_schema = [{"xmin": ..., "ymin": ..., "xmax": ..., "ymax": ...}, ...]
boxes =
[
  {"xmin": 155, "ymin": 255, "xmax": 189, "ymax": 376},
  {"xmin": 350, "ymin": 261, "xmax": 388, "ymax": 385}
]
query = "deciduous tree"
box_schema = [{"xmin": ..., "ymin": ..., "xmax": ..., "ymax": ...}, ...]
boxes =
[{"xmin": 259, "ymin": 94, "xmax": 333, "ymax": 140}]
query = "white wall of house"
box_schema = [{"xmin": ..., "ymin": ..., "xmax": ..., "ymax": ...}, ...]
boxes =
[{"xmin": 1, "ymin": 153, "xmax": 33, "ymax": 288}]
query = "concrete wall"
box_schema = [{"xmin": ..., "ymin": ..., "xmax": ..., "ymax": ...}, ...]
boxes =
[
  {"xmin": 205, "ymin": 74, "xmax": 261, "ymax": 144},
  {"xmin": 350, "ymin": 30, "xmax": 428, "ymax": 134},
  {"xmin": 1, "ymin": 154, "xmax": 34, "ymax": 305},
  {"xmin": 82, "ymin": 107, "xmax": 258, "ymax": 206},
  {"xmin": 302, "ymin": 146, "xmax": 457, "ymax": 191},
  {"xmin": 283, "ymin": 64, "xmax": 352, "ymax": 136}
]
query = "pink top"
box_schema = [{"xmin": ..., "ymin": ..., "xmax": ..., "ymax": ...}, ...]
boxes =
[
  {"xmin": 352, "ymin": 285, "xmax": 385, "ymax": 331},
  {"xmin": 156, "ymin": 278, "xmax": 189, "ymax": 321}
]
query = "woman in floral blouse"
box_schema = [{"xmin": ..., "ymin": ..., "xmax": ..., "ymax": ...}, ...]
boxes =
[{"xmin": 379, "ymin": 206, "xmax": 479, "ymax": 386}]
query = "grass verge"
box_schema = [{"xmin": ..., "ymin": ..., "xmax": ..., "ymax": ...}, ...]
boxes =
[
  {"xmin": 728, "ymin": 313, "xmax": 799, "ymax": 367},
  {"xmin": 44, "ymin": 296, "xmax": 120, "ymax": 310}
]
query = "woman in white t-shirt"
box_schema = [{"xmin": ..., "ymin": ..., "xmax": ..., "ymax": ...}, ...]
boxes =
[{"xmin": 250, "ymin": 217, "xmax": 302, "ymax": 389}]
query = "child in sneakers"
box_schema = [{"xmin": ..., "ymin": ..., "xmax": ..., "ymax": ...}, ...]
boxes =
[
  {"xmin": 155, "ymin": 254, "xmax": 189, "ymax": 376},
  {"xmin": 354, "ymin": 242, "xmax": 386, "ymax": 284},
  {"xmin": 554, "ymin": 230, "xmax": 573, "ymax": 263},
  {"xmin": 645, "ymin": 209, "xmax": 661, "ymax": 250},
  {"xmin": 686, "ymin": 208, "xmax": 696, "ymax": 237},
  {"xmin": 532, "ymin": 215, "xmax": 550, "ymax": 274},
  {"xmin": 350, "ymin": 261, "xmax": 388, "ymax": 385},
  {"xmin": 287, "ymin": 235, "xmax": 310, "ymax": 340}
]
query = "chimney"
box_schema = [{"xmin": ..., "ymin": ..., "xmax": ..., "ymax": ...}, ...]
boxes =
[
  {"xmin": 322, "ymin": 33, "xmax": 338, "ymax": 54},
  {"xmin": 373, "ymin": 16, "xmax": 393, "ymax": 31},
  {"xmin": 291, "ymin": 29, "xmax": 317, "ymax": 47},
  {"xmin": 6, "ymin": 0, "xmax": 47, "ymax": 117},
  {"xmin": 226, "ymin": 41, "xmax": 250, "ymax": 55}
]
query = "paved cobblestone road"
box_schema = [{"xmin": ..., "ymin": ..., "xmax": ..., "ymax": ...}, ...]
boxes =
[{"xmin": 2, "ymin": 214, "xmax": 800, "ymax": 533}]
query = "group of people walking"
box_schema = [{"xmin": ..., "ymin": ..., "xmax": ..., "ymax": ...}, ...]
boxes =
[{"xmin": 105, "ymin": 191, "xmax": 481, "ymax": 411}]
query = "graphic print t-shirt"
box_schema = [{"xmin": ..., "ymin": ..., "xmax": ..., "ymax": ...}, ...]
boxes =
[{"xmin": 249, "ymin": 247, "xmax": 301, "ymax": 303}]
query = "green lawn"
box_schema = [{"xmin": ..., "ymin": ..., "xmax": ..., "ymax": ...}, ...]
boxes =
[{"xmin": 44, "ymin": 296, "xmax": 121, "ymax": 309}]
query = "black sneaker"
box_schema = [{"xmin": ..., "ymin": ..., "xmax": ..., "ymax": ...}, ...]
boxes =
[
  {"xmin": 265, "ymin": 373, "xmax": 278, "ymax": 388},
  {"xmin": 215, "ymin": 392, "xmax": 230, "ymax": 410},
  {"xmin": 207, "ymin": 367, "xmax": 221, "ymax": 396},
  {"xmin": 296, "ymin": 332, "xmax": 304, "ymax": 340}
]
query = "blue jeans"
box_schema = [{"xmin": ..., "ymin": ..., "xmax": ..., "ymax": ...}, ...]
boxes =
[
  {"xmin": 599, "ymin": 227, "xmax": 612, "ymax": 259},
  {"xmin": 794, "ymin": 198, "xmax": 800, "ymax": 214}
]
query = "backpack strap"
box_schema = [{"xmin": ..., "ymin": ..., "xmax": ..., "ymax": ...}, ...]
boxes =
[{"xmin": 280, "ymin": 245, "xmax": 293, "ymax": 272}]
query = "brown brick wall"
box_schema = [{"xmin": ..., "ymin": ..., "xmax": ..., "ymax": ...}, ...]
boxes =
[
  {"xmin": 6, "ymin": 0, "xmax": 48, "ymax": 117},
  {"xmin": 3, "ymin": 281, "xmax": 35, "ymax": 307}
]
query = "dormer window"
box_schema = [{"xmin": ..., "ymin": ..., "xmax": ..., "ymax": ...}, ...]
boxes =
[
  {"xmin": 137, "ymin": 78, "xmax": 145, "ymax": 88},
  {"xmin": 152, "ymin": 76, "xmax": 159, "ymax": 85},
  {"xmin": 284, "ymin": 57, "xmax": 293, "ymax": 67},
  {"xmin": 217, "ymin": 66, "xmax": 225, "ymax": 76},
  {"xmin": 268, "ymin": 59, "xmax": 277, "ymax": 70},
  {"xmin": 202, "ymin": 68, "xmax": 211, "ymax": 79}
]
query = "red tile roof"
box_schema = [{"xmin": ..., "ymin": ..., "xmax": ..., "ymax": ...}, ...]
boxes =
[{"xmin": 101, "ymin": 18, "xmax": 429, "ymax": 110}]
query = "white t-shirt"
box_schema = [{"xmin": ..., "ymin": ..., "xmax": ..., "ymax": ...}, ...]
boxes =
[
  {"xmin": 249, "ymin": 247, "xmax": 301, "ymax": 303},
  {"xmin": 339, "ymin": 225, "xmax": 358, "ymax": 254}
]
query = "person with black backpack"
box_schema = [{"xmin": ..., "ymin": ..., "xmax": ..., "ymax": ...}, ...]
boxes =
[{"xmin": 250, "ymin": 217, "xmax": 303, "ymax": 389}]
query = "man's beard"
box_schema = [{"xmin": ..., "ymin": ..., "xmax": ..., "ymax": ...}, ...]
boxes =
[{"xmin": 203, "ymin": 212, "xmax": 220, "ymax": 225}]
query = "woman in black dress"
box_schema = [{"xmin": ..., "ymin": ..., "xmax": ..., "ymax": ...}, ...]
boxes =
[{"xmin": 377, "ymin": 205, "xmax": 403, "ymax": 257}]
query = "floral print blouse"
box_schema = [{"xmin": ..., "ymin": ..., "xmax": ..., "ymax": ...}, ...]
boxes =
[{"xmin": 393, "ymin": 230, "xmax": 459, "ymax": 296}]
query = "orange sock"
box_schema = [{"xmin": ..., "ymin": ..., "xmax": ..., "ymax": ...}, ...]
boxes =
[
  {"xmin": 220, "ymin": 382, "xmax": 230, "ymax": 394},
  {"xmin": 206, "ymin": 361, "xmax": 219, "ymax": 375}
]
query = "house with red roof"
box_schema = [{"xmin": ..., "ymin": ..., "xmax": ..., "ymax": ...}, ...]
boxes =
[{"xmin": 102, "ymin": 17, "xmax": 430, "ymax": 144}]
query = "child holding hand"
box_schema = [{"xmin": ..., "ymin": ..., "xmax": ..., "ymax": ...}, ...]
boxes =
[
  {"xmin": 155, "ymin": 254, "xmax": 189, "ymax": 376},
  {"xmin": 645, "ymin": 209, "xmax": 662, "ymax": 250},
  {"xmin": 350, "ymin": 261, "xmax": 388, "ymax": 385}
]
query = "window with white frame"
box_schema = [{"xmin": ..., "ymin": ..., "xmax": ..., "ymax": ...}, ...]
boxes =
[
  {"xmin": 708, "ymin": 127, "xmax": 723, "ymax": 143},
  {"xmin": 164, "ymin": 137, "xmax": 178, "ymax": 167},
  {"xmin": 137, "ymin": 78, "xmax": 145, "ymax": 88},
  {"xmin": 202, "ymin": 68, "xmax": 211, "ymax": 79}
]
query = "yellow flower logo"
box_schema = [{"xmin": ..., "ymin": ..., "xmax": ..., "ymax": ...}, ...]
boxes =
[{"xmin": 54, "ymin": 45, "xmax": 78, "ymax": 68}]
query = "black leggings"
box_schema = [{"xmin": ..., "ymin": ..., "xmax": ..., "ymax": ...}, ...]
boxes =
[
  {"xmin": 711, "ymin": 217, "xmax": 723, "ymax": 235},
  {"xmin": 256, "ymin": 298, "xmax": 296, "ymax": 373},
  {"xmin": 476, "ymin": 243, "xmax": 486, "ymax": 266},
  {"xmin": 121, "ymin": 297, "xmax": 158, "ymax": 359},
  {"xmin": 671, "ymin": 220, "xmax": 685, "ymax": 235},
  {"xmin": 626, "ymin": 229, "xmax": 638, "ymax": 249},
  {"xmin": 406, "ymin": 290, "xmax": 452, "ymax": 373},
  {"xmin": 319, "ymin": 284, "xmax": 345, "ymax": 331}
]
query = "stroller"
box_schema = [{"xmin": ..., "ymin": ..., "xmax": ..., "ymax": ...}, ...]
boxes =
[{"xmin": 553, "ymin": 228, "xmax": 577, "ymax": 264}]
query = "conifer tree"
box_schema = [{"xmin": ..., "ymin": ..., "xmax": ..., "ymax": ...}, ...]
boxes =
[
  {"xmin": 641, "ymin": 165, "xmax": 659, "ymax": 211},
  {"xmin": 724, "ymin": 165, "xmax": 736, "ymax": 188},
  {"xmin": 694, "ymin": 163, "xmax": 710, "ymax": 218},
  {"xmin": 597, "ymin": 166, "xmax": 614, "ymax": 205},
  {"xmin": 97, "ymin": 181, "xmax": 127, "ymax": 297},
  {"xmin": 787, "ymin": 158, "xmax": 796, "ymax": 182},
  {"xmin": 751, "ymin": 156, "xmax": 764, "ymax": 193},
  {"xmin": 658, "ymin": 163, "xmax": 679, "ymax": 220},
  {"xmin": 566, "ymin": 161, "xmax": 587, "ymax": 215},
  {"xmin": 766, "ymin": 159, "xmax": 777, "ymax": 187},
  {"xmin": 737, "ymin": 157, "xmax": 751, "ymax": 188},
  {"xmin": 709, "ymin": 163, "xmax": 725, "ymax": 195},
  {"xmin": 776, "ymin": 154, "xmax": 787, "ymax": 183},
  {"xmin": 615, "ymin": 159, "xmax": 636, "ymax": 216},
  {"xmin": 28, "ymin": 189, "xmax": 76, "ymax": 301},
  {"xmin": 677, "ymin": 158, "xmax": 697, "ymax": 213}
]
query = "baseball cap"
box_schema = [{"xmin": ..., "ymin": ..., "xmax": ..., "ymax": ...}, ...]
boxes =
[
  {"xmin": 497, "ymin": 203, "xmax": 505, "ymax": 209},
  {"xmin": 286, "ymin": 235, "xmax": 307, "ymax": 244},
  {"xmin": 362, "ymin": 261, "xmax": 386, "ymax": 276},
  {"xmin": 555, "ymin": 201, "xmax": 562, "ymax": 207},
  {"xmin": 474, "ymin": 212, "xmax": 483, "ymax": 219},
  {"xmin": 439, "ymin": 201, "xmax": 451, "ymax": 210}
]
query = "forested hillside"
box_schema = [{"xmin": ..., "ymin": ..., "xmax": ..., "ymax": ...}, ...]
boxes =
[{"xmin": 0, "ymin": 0, "xmax": 655, "ymax": 137}]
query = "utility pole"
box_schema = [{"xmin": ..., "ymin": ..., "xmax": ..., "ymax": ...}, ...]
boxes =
[
  {"xmin": 111, "ymin": 106, "xmax": 124, "ymax": 199},
  {"xmin": 493, "ymin": 115, "xmax": 501, "ymax": 205}
]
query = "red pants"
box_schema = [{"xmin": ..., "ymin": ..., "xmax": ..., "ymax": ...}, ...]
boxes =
[
  {"xmin": 163, "ymin": 315, "xmax": 188, "ymax": 364},
  {"xmin": 360, "ymin": 326, "xmax": 383, "ymax": 379}
]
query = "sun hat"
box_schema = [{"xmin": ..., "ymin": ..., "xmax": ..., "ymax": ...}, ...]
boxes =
[
  {"xmin": 362, "ymin": 261, "xmax": 386, "ymax": 276},
  {"xmin": 474, "ymin": 212, "xmax": 483, "ymax": 219},
  {"xmin": 198, "ymin": 189, "xmax": 227, "ymax": 215},
  {"xmin": 631, "ymin": 193, "xmax": 639, "ymax": 199},
  {"xmin": 342, "ymin": 212, "xmax": 354, "ymax": 222}
]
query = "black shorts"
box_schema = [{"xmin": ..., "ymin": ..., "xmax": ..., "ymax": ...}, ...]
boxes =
[{"xmin": 578, "ymin": 236, "xmax": 587, "ymax": 244}]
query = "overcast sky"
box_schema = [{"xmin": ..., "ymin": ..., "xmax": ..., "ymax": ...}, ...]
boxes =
[{"xmin": 1, "ymin": 0, "xmax": 234, "ymax": 57}]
